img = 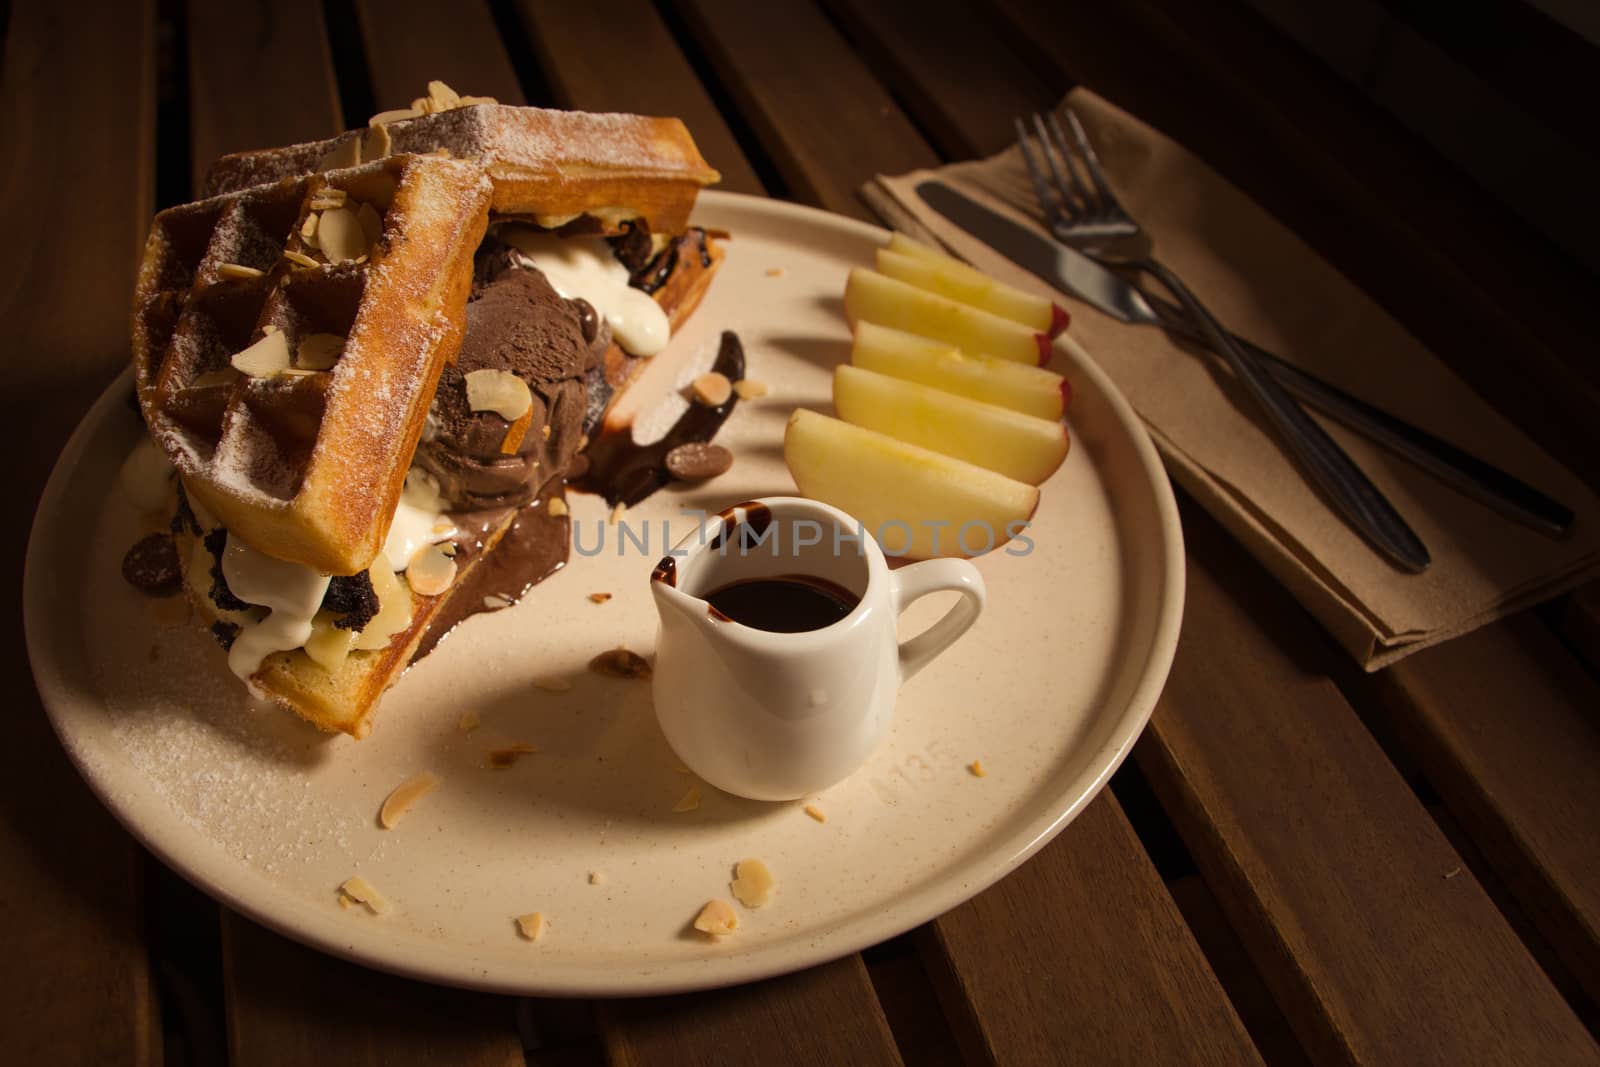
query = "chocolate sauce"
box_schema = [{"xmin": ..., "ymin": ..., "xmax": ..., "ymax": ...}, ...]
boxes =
[
  {"xmin": 651, "ymin": 556, "xmax": 676, "ymax": 586},
  {"xmin": 409, "ymin": 490, "xmax": 571, "ymax": 661},
  {"xmin": 575, "ymin": 331, "xmax": 746, "ymax": 507},
  {"xmin": 703, "ymin": 575, "xmax": 859, "ymax": 633}
]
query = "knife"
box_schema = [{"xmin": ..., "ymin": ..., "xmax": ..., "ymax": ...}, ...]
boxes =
[{"xmin": 917, "ymin": 180, "xmax": 1573, "ymax": 538}]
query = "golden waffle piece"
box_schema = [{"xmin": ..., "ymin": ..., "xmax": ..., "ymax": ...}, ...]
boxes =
[
  {"xmin": 134, "ymin": 154, "xmax": 493, "ymax": 575},
  {"xmin": 204, "ymin": 103, "xmax": 720, "ymax": 238}
]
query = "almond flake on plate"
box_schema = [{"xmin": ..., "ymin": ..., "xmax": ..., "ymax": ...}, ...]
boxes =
[
  {"xmin": 515, "ymin": 912, "xmax": 546, "ymax": 941},
  {"xmin": 339, "ymin": 876, "xmax": 391, "ymax": 916},
  {"xmin": 672, "ymin": 784, "xmax": 701, "ymax": 813},
  {"xmin": 803, "ymin": 804, "xmax": 827, "ymax": 823},
  {"xmin": 379, "ymin": 771, "xmax": 439, "ymax": 829},
  {"xmin": 969, "ymin": 760, "xmax": 987, "ymax": 778},
  {"xmin": 733, "ymin": 379, "xmax": 771, "ymax": 400},
  {"xmin": 693, "ymin": 899, "xmax": 738, "ymax": 937},
  {"xmin": 730, "ymin": 858, "xmax": 775, "ymax": 908}
]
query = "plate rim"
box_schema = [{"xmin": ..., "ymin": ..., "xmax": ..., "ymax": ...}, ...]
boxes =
[{"xmin": 24, "ymin": 189, "xmax": 1185, "ymax": 996}]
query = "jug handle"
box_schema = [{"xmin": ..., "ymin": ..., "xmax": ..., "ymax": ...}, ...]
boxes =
[{"xmin": 890, "ymin": 559, "xmax": 986, "ymax": 682}]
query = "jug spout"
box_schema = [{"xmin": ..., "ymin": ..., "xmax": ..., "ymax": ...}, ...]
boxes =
[{"xmin": 650, "ymin": 560, "xmax": 716, "ymax": 634}]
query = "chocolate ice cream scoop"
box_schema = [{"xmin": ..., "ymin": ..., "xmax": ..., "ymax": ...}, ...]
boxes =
[{"xmin": 416, "ymin": 268, "xmax": 593, "ymax": 510}]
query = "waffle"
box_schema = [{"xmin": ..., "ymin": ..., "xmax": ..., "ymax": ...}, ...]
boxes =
[
  {"xmin": 171, "ymin": 253, "xmax": 722, "ymax": 739},
  {"xmin": 204, "ymin": 103, "xmax": 720, "ymax": 238},
  {"xmin": 134, "ymin": 155, "xmax": 493, "ymax": 575}
]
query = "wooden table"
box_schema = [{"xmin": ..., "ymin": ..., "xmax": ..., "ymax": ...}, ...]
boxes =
[{"xmin": 6, "ymin": 1, "xmax": 1598, "ymax": 1063}]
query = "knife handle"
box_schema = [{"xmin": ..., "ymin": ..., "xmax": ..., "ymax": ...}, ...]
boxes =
[{"xmin": 1147, "ymin": 300, "xmax": 1574, "ymax": 537}]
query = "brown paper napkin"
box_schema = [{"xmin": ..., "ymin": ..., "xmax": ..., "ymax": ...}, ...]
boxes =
[{"xmin": 865, "ymin": 89, "xmax": 1600, "ymax": 669}]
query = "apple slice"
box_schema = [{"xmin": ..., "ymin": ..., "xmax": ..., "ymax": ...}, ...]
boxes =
[
  {"xmin": 844, "ymin": 268, "xmax": 1050, "ymax": 366},
  {"xmin": 784, "ymin": 409, "xmax": 1038, "ymax": 559},
  {"xmin": 876, "ymin": 240, "xmax": 1068, "ymax": 337},
  {"xmin": 851, "ymin": 321, "xmax": 1068, "ymax": 420},
  {"xmin": 833, "ymin": 365, "xmax": 1067, "ymax": 485}
]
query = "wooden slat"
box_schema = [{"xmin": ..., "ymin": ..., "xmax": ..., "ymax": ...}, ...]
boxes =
[
  {"xmin": 821, "ymin": 0, "xmax": 1058, "ymax": 159},
  {"xmin": 512, "ymin": 0, "xmax": 764, "ymax": 196},
  {"xmin": 223, "ymin": 913, "xmax": 525, "ymax": 1067},
  {"xmin": 671, "ymin": 0, "xmax": 940, "ymax": 219},
  {"xmin": 0, "ymin": 3, "xmax": 160, "ymax": 1063},
  {"xmin": 597, "ymin": 956, "xmax": 902, "ymax": 1066},
  {"xmin": 187, "ymin": 0, "xmax": 343, "ymax": 186},
  {"xmin": 1138, "ymin": 501, "xmax": 1598, "ymax": 1064},
  {"xmin": 353, "ymin": 0, "xmax": 527, "ymax": 110},
  {"xmin": 986, "ymin": 0, "xmax": 1600, "ymax": 492},
  {"xmin": 1367, "ymin": 614, "xmax": 1600, "ymax": 1003},
  {"xmin": 922, "ymin": 795, "xmax": 1263, "ymax": 1065}
]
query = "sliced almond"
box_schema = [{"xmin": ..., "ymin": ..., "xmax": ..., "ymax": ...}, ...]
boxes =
[
  {"xmin": 481, "ymin": 594, "xmax": 511, "ymax": 610},
  {"xmin": 315, "ymin": 137, "xmax": 360, "ymax": 172},
  {"xmin": 406, "ymin": 543, "xmax": 457, "ymax": 597},
  {"xmin": 217, "ymin": 262, "xmax": 264, "ymax": 280},
  {"xmin": 428, "ymin": 79, "xmax": 461, "ymax": 110},
  {"xmin": 339, "ymin": 875, "xmax": 391, "ymax": 916},
  {"xmin": 803, "ymin": 804, "xmax": 826, "ymax": 823},
  {"xmin": 369, "ymin": 106, "xmax": 422, "ymax": 126},
  {"xmin": 309, "ymin": 189, "xmax": 348, "ymax": 211},
  {"xmin": 464, "ymin": 368, "xmax": 532, "ymax": 421},
  {"xmin": 317, "ymin": 206, "xmax": 366, "ymax": 264},
  {"xmin": 458, "ymin": 94, "xmax": 498, "ymax": 107},
  {"xmin": 588, "ymin": 871, "xmax": 606, "ymax": 886},
  {"xmin": 608, "ymin": 502, "xmax": 626, "ymax": 525},
  {"xmin": 588, "ymin": 592, "xmax": 612, "ymax": 604},
  {"xmin": 672, "ymin": 784, "xmax": 701, "ymax": 813},
  {"xmin": 589, "ymin": 648, "xmax": 651, "ymax": 679},
  {"xmin": 231, "ymin": 331, "xmax": 291, "ymax": 377},
  {"xmin": 300, "ymin": 211, "xmax": 320, "ymax": 240},
  {"xmin": 283, "ymin": 249, "xmax": 319, "ymax": 269},
  {"xmin": 730, "ymin": 858, "xmax": 775, "ymax": 908},
  {"xmin": 733, "ymin": 378, "xmax": 770, "ymax": 400},
  {"xmin": 357, "ymin": 201, "xmax": 384, "ymax": 249},
  {"xmin": 515, "ymin": 912, "xmax": 545, "ymax": 941},
  {"xmin": 499, "ymin": 405, "xmax": 533, "ymax": 454},
  {"xmin": 547, "ymin": 496, "xmax": 569, "ymax": 517},
  {"xmin": 692, "ymin": 899, "xmax": 738, "ymax": 937},
  {"xmin": 969, "ymin": 759, "xmax": 987, "ymax": 778},
  {"xmin": 360, "ymin": 123, "xmax": 392, "ymax": 163},
  {"xmin": 378, "ymin": 771, "xmax": 440, "ymax": 829},
  {"xmin": 488, "ymin": 743, "xmax": 538, "ymax": 769},
  {"xmin": 411, "ymin": 96, "xmax": 432, "ymax": 115},
  {"xmin": 296, "ymin": 332, "xmax": 345, "ymax": 370},
  {"xmin": 691, "ymin": 371, "xmax": 732, "ymax": 407}
]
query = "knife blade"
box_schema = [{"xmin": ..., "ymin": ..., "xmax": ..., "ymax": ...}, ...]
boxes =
[{"xmin": 916, "ymin": 180, "xmax": 1573, "ymax": 537}]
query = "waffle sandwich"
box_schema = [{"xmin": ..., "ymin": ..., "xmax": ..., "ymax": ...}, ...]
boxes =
[{"xmin": 135, "ymin": 96, "xmax": 726, "ymax": 738}]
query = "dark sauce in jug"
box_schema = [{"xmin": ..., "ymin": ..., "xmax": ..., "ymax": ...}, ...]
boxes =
[{"xmin": 703, "ymin": 575, "xmax": 859, "ymax": 633}]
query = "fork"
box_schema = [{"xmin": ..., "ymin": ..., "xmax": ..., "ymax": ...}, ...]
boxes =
[{"xmin": 1018, "ymin": 110, "xmax": 1431, "ymax": 574}]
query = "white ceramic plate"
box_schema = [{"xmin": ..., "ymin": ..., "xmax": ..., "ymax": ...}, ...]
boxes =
[{"xmin": 24, "ymin": 192, "xmax": 1183, "ymax": 996}]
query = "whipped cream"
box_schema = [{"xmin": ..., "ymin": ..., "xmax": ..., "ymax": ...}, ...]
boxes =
[
  {"xmin": 222, "ymin": 535, "xmax": 332, "ymax": 686},
  {"xmin": 499, "ymin": 227, "xmax": 669, "ymax": 357},
  {"xmin": 381, "ymin": 468, "xmax": 456, "ymax": 571}
]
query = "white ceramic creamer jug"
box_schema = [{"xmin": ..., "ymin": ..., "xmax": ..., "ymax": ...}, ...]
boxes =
[{"xmin": 649, "ymin": 497, "xmax": 985, "ymax": 800}]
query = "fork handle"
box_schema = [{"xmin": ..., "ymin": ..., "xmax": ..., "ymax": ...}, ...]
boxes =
[{"xmin": 1138, "ymin": 258, "xmax": 1432, "ymax": 573}]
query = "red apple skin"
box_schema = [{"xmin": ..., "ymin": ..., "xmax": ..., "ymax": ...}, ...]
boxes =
[
  {"xmin": 1048, "ymin": 304, "xmax": 1071, "ymax": 338},
  {"xmin": 1060, "ymin": 376, "xmax": 1073, "ymax": 414},
  {"xmin": 1034, "ymin": 334, "xmax": 1051, "ymax": 366}
]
